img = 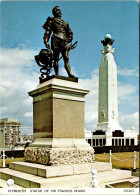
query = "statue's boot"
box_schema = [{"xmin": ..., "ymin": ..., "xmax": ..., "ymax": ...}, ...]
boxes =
[
  {"xmin": 65, "ymin": 62, "xmax": 77, "ymax": 78},
  {"xmin": 68, "ymin": 73, "xmax": 77, "ymax": 78}
]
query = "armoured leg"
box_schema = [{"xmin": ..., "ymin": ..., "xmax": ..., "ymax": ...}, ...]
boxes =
[
  {"xmin": 53, "ymin": 50, "xmax": 59, "ymax": 75},
  {"xmin": 62, "ymin": 50, "xmax": 76, "ymax": 78}
]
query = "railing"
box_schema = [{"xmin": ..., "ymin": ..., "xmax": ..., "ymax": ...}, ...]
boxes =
[
  {"xmin": 91, "ymin": 150, "xmax": 139, "ymax": 188},
  {"xmin": 0, "ymin": 151, "xmax": 5, "ymax": 167},
  {"xmin": 95, "ymin": 150, "xmax": 139, "ymax": 172},
  {"xmin": 0, "ymin": 151, "xmax": 14, "ymax": 168},
  {"xmin": 90, "ymin": 170, "xmax": 98, "ymax": 188}
]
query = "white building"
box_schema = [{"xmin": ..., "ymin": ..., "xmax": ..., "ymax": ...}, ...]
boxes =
[{"xmin": 85, "ymin": 128, "xmax": 138, "ymax": 147}]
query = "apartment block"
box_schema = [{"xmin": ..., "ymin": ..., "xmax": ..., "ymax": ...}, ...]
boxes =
[{"xmin": 0, "ymin": 118, "xmax": 21, "ymax": 147}]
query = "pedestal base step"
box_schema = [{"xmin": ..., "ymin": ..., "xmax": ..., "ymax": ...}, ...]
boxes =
[
  {"xmin": 0, "ymin": 168, "xmax": 92, "ymax": 188},
  {"xmin": 9, "ymin": 161, "xmax": 112, "ymax": 178},
  {"xmin": 0, "ymin": 178, "xmax": 24, "ymax": 189},
  {"xmin": 0, "ymin": 164, "xmax": 134, "ymax": 188}
]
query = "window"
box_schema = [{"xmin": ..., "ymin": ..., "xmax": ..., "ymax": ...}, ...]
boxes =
[
  {"xmin": 99, "ymin": 139, "xmax": 102, "ymax": 146},
  {"xmin": 113, "ymin": 130, "xmax": 124, "ymax": 137},
  {"xmin": 126, "ymin": 139, "xmax": 129, "ymax": 145},
  {"xmin": 131, "ymin": 139, "xmax": 134, "ymax": 145},
  {"xmin": 112, "ymin": 139, "xmax": 114, "ymax": 146},
  {"xmin": 103, "ymin": 139, "xmax": 106, "ymax": 146},
  {"xmin": 93, "ymin": 130, "xmax": 105, "ymax": 135},
  {"xmin": 119, "ymin": 139, "xmax": 121, "ymax": 145},
  {"xmin": 88, "ymin": 139, "xmax": 91, "ymax": 146},
  {"xmin": 96, "ymin": 139, "xmax": 98, "ymax": 146}
]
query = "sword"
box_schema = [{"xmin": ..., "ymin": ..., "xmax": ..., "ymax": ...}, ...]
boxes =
[{"xmin": 59, "ymin": 41, "xmax": 78, "ymax": 61}]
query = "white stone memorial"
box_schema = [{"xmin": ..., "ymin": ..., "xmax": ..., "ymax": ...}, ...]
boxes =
[
  {"xmin": 95, "ymin": 35, "xmax": 123, "ymax": 136},
  {"xmin": 92, "ymin": 34, "xmax": 137, "ymax": 146}
]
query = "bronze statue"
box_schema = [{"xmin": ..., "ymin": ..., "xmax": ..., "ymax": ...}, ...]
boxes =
[{"xmin": 35, "ymin": 6, "xmax": 77, "ymax": 82}]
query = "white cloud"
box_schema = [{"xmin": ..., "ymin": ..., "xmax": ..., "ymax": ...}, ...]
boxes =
[
  {"xmin": 23, "ymin": 97, "xmax": 32, "ymax": 106},
  {"xmin": 118, "ymin": 67, "xmax": 139, "ymax": 77},
  {"xmin": 0, "ymin": 47, "xmax": 39, "ymax": 133},
  {"xmin": 0, "ymin": 47, "xmax": 35, "ymax": 67},
  {"xmin": 118, "ymin": 82, "xmax": 136, "ymax": 100},
  {"xmin": 92, "ymin": 68, "xmax": 99, "ymax": 75},
  {"xmin": 24, "ymin": 112, "xmax": 33, "ymax": 117},
  {"xmin": 79, "ymin": 71, "xmax": 99, "ymax": 130},
  {"xmin": 119, "ymin": 112, "xmax": 139, "ymax": 132},
  {"xmin": 0, "ymin": 107, "xmax": 8, "ymax": 114}
]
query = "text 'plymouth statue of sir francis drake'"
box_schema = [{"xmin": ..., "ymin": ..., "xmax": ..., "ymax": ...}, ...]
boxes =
[{"xmin": 35, "ymin": 6, "xmax": 78, "ymax": 83}]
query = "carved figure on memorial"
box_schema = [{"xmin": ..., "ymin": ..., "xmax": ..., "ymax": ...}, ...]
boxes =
[
  {"xmin": 112, "ymin": 110, "xmax": 115, "ymax": 119},
  {"xmin": 106, "ymin": 125, "xmax": 111, "ymax": 133},
  {"xmin": 35, "ymin": 6, "xmax": 78, "ymax": 83},
  {"xmin": 101, "ymin": 110, "xmax": 105, "ymax": 119}
]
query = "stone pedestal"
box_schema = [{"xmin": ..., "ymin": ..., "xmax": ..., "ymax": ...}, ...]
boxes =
[{"xmin": 25, "ymin": 75, "xmax": 94, "ymax": 165}]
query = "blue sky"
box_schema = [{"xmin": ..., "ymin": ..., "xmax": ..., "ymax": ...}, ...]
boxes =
[{"xmin": 0, "ymin": 1, "xmax": 139, "ymax": 134}]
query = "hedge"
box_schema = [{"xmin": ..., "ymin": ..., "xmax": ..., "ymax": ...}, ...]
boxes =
[
  {"xmin": 93, "ymin": 145, "xmax": 139, "ymax": 154},
  {"xmin": 4, "ymin": 150, "xmax": 24, "ymax": 158}
]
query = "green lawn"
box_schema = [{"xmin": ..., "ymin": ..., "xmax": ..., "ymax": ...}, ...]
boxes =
[{"xmin": 95, "ymin": 152, "xmax": 139, "ymax": 171}]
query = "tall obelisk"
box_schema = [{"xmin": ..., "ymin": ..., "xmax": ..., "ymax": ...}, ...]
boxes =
[{"xmin": 94, "ymin": 34, "xmax": 123, "ymax": 135}]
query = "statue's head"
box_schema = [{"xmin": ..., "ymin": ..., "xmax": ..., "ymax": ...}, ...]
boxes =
[{"xmin": 52, "ymin": 6, "xmax": 62, "ymax": 18}]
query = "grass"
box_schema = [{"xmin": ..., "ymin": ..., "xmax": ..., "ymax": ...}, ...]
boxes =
[
  {"xmin": 0, "ymin": 157, "xmax": 25, "ymax": 167},
  {"xmin": 95, "ymin": 152, "xmax": 139, "ymax": 171}
]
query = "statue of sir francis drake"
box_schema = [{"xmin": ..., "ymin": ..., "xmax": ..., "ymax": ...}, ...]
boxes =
[{"xmin": 35, "ymin": 6, "xmax": 78, "ymax": 83}]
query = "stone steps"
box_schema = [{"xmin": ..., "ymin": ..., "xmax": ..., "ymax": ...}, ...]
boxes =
[
  {"xmin": 9, "ymin": 161, "xmax": 112, "ymax": 178},
  {"xmin": 0, "ymin": 168, "xmax": 92, "ymax": 188},
  {"xmin": 0, "ymin": 168, "xmax": 41, "ymax": 188},
  {"xmin": 0, "ymin": 162, "xmax": 134, "ymax": 188},
  {"xmin": 97, "ymin": 169, "xmax": 132, "ymax": 183},
  {"xmin": 0, "ymin": 179, "xmax": 24, "ymax": 189}
]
